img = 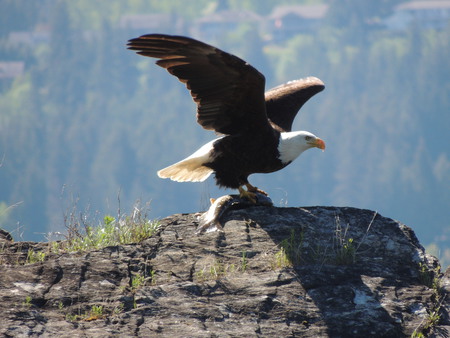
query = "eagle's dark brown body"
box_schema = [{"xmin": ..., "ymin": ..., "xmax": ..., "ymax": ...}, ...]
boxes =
[{"xmin": 205, "ymin": 129, "xmax": 285, "ymax": 189}]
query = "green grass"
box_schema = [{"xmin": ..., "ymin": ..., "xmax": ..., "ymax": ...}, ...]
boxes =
[
  {"xmin": 206, "ymin": 259, "xmax": 228, "ymax": 279},
  {"xmin": 23, "ymin": 296, "xmax": 32, "ymax": 308},
  {"xmin": 86, "ymin": 305, "xmax": 104, "ymax": 320},
  {"xmin": 271, "ymin": 229, "xmax": 304, "ymax": 269},
  {"xmin": 123, "ymin": 269, "xmax": 155, "ymax": 309},
  {"xmin": 131, "ymin": 273, "xmax": 146, "ymax": 291},
  {"xmin": 51, "ymin": 202, "xmax": 160, "ymax": 253},
  {"xmin": 418, "ymin": 262, "xmax": 441, "ymax": 291},
  {"xmin": 271, "ymin": 213, "xmax": 378, "ymax": 269},
  {"xmin": 332, "ymin": 216, "xmax": 356, "ymax": 265},
  {"xmin": 412, "ymin": 263, "xmax": 443, "ymax": 337},
  {"xmin": 65, "ymin": 215, "xmax": 159, "ymax": 251},
  {"xmin": 25, "ymin": 249, "xmax": 46, "ymax": 264},
  {"xmin": 1, "ymin": 202, "xmax": 159, "ymax": 265},
  {"xmin": 411, "ymin": 301, "xmax": 443, "ymax": 338},
  {"xmin": 272, "ymin": 247, "xmax": 292, "ymax": 269},
  {"xmin": 65, "ymin": 304, "xmax": 106, "ymax": 322},
  {"xmin": 241, "ymin": 251, "xmax": 248, "ymax": 272},
  {"xmin": 196, "ymin": 255, "xmax": 250, "ymax": 282},
  {"xmin": 334, "ymin": 237, "xmax": 355, "ymax": 265}
]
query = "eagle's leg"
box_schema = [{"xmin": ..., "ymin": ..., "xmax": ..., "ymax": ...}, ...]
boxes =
[
  {"xmin": 245, "ymin": 183, "xmax": 268, "ymax": 196},
  {"xmin": 238, "ymin": 186, "xmax": 257, "ymax": 204}
]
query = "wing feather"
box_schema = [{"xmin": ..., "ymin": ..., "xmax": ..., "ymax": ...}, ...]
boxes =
[
  {"xmin": 128, "ymin": 34, "xmax": 269, "ymax": 135},
  {"xmin": 265, "ymin": 77, "xmax": 325, "ymax": 132}
]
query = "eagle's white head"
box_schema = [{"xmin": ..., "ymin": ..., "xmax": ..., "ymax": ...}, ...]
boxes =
[{"xmin": 278, "ymin": 131, "xmax": 325, "ymax": 164}]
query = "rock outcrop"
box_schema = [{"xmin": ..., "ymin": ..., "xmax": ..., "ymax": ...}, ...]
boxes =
[{"xmin": 1, "ymin": 206, "xmax": 449, "ymax": 337}]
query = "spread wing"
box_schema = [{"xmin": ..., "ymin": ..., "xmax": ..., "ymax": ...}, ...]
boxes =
[
  {"xmin": 127, "ymin": 34, "xmax": 270, "ymax": 135},
  {"xmin": 265, "ymin": 77, "xmax": 325, "ymax": 132}
]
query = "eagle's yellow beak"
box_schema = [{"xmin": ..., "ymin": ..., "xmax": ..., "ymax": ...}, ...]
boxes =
[{"xmin": 314, "ymin": 138, "xmax": 326, "ymax": 151}]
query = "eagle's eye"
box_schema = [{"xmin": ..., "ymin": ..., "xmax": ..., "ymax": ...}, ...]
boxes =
[{"xmin": 305, "ymin": 136, "xmax": 312, "ymax": 141}]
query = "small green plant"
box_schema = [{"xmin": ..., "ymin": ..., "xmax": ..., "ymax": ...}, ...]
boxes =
[
  {"xmin": 64, "ymin": 302, "xmax": 123, "ymax": 322},
  {"xmin": 196, "ymin": 258, "xmax": 239, "ymax": 281},
  {"xmin": 23, "ymin": 296, "xmax": 32, "ymax": 308},
  {"xmin": 271, "ymin": 229, "xmax": 303, "ymax": 269},
  {"xmin": 209, "ymin": 259, "xmax": 225, "ymax": 279},
  {"xmin": 131, "ymin": 273, "xmax": 146, "ymax": 291},
  {"xmin": 241, "ymin": 251, "xmax": 248, "ymax": 272},
  {"xmin": 50, "ymin": 241, "xmax": 61, "ymax": 255},
  {"xmin": 196, "ymin": 268, "xmax": 205, "ymax": 281},
  {"xmin": 87, "ymin": 305, "xmax": 104, "ymax": 320},
  {"xmin": 113, "ymin": 303, "xmax": 124, "ymax": 315},
  {"xmin": 149, "ymin": 269, "xmax": 156, "ymax": 285},
  {"xmin": 418, "ymin": 262, "xmax": 441, "ymax": 291},
  {"xmin": 333, "ymin": 216, "xmax": 356, "ymax": 265},
  {"xmin": 128, "ymin": 270, "xmax": 151, "ymax": 309},
  {"xmin": 412, "ymin": 263, "xmax": 444, "ymax": 337},
  {"xmin": 273, "ymin": 247, "xmax": 291, "ymax": 269},
  {"xmin": 65, "ymin": 313, "xmax": 79, "ymax": 322},
  {"xmin": 103, "ymin": 215, "xmax": 115, "ymax": 227},
  {"xmin": 411, "ymin": 303, "xmax": 442, "ymax": 338},
  {"xmin": 334, "ymin": 237, "xmax": 355, "ymax": 265},
  {"xmin": 25, "ymin": 249, "xmax": 46, "ymax": 264},
  {"xmin": 66, "ymin": 305, "xmax": 105, "ymax": 322}
]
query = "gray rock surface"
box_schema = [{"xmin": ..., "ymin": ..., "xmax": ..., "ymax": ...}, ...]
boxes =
[{"xmin": 1, "ymin": 206, "xmax": 449, "ymax": 337}]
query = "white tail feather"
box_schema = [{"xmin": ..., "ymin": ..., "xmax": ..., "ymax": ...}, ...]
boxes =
[
  {"xmin": 157, "ymin": 138, "xmax": 219, "ymax": 182},
  {"xmin": 157, "ymin": 159, "xmax": 213, "ymax": 182}
]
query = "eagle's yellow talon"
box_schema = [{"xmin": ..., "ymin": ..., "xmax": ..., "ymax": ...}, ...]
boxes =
[
  {"xmin": 245, "ymin": 183, "xmax": 268, "ymax": 196},
  {"xmin": 238, "ymin": 186, "xmax": 257, "ymax": 203}
]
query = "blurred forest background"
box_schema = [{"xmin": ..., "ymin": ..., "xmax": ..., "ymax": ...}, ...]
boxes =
[{"xmin": 0, "ymin": 0, "xmax": 449, "ymax": 266}]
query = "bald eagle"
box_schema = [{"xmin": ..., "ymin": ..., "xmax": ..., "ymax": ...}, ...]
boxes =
[{"xmin": 127, "ymin": 34, "xmax": 325, "ymax": 203}]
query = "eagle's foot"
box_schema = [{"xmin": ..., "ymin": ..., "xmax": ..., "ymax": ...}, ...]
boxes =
[
  {"xmin": 238, "ymin": 186, "xmax": 258, "ymax": 204},
  {"xmin": 245, "ymin": 183, "xmax": 268, "ymax": 196}
]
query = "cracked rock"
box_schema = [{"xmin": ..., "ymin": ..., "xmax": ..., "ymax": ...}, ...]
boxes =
[{"xmin": 1, "ymin": 206, "xmax": 449, "ymax": 337}]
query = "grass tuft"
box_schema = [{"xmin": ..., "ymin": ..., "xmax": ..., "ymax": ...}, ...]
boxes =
[
  {"xmin": 241, "ymin": 251, "xmax": 248, "ymax": 272},
  {"xmin": 65, "ymin": 304, "xmax": 109, "ymax": 322},
  {"xmin": 25, "ymin": 249, "xmax": 46, "ymax": 264},
  {"xmin": 271, "ymin": 229, "xmax": 304, "ymax": 269},
  {"xmin": 51, "ymin": 201, "xmax": 160, "ymax": 253},
  {"xmin": 196, "ymin": 256, "xmax": 247, "ymax": 282},
  {"xmin": 333, "ymin": 216, "xmax": 356, "ymax": 265}
]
